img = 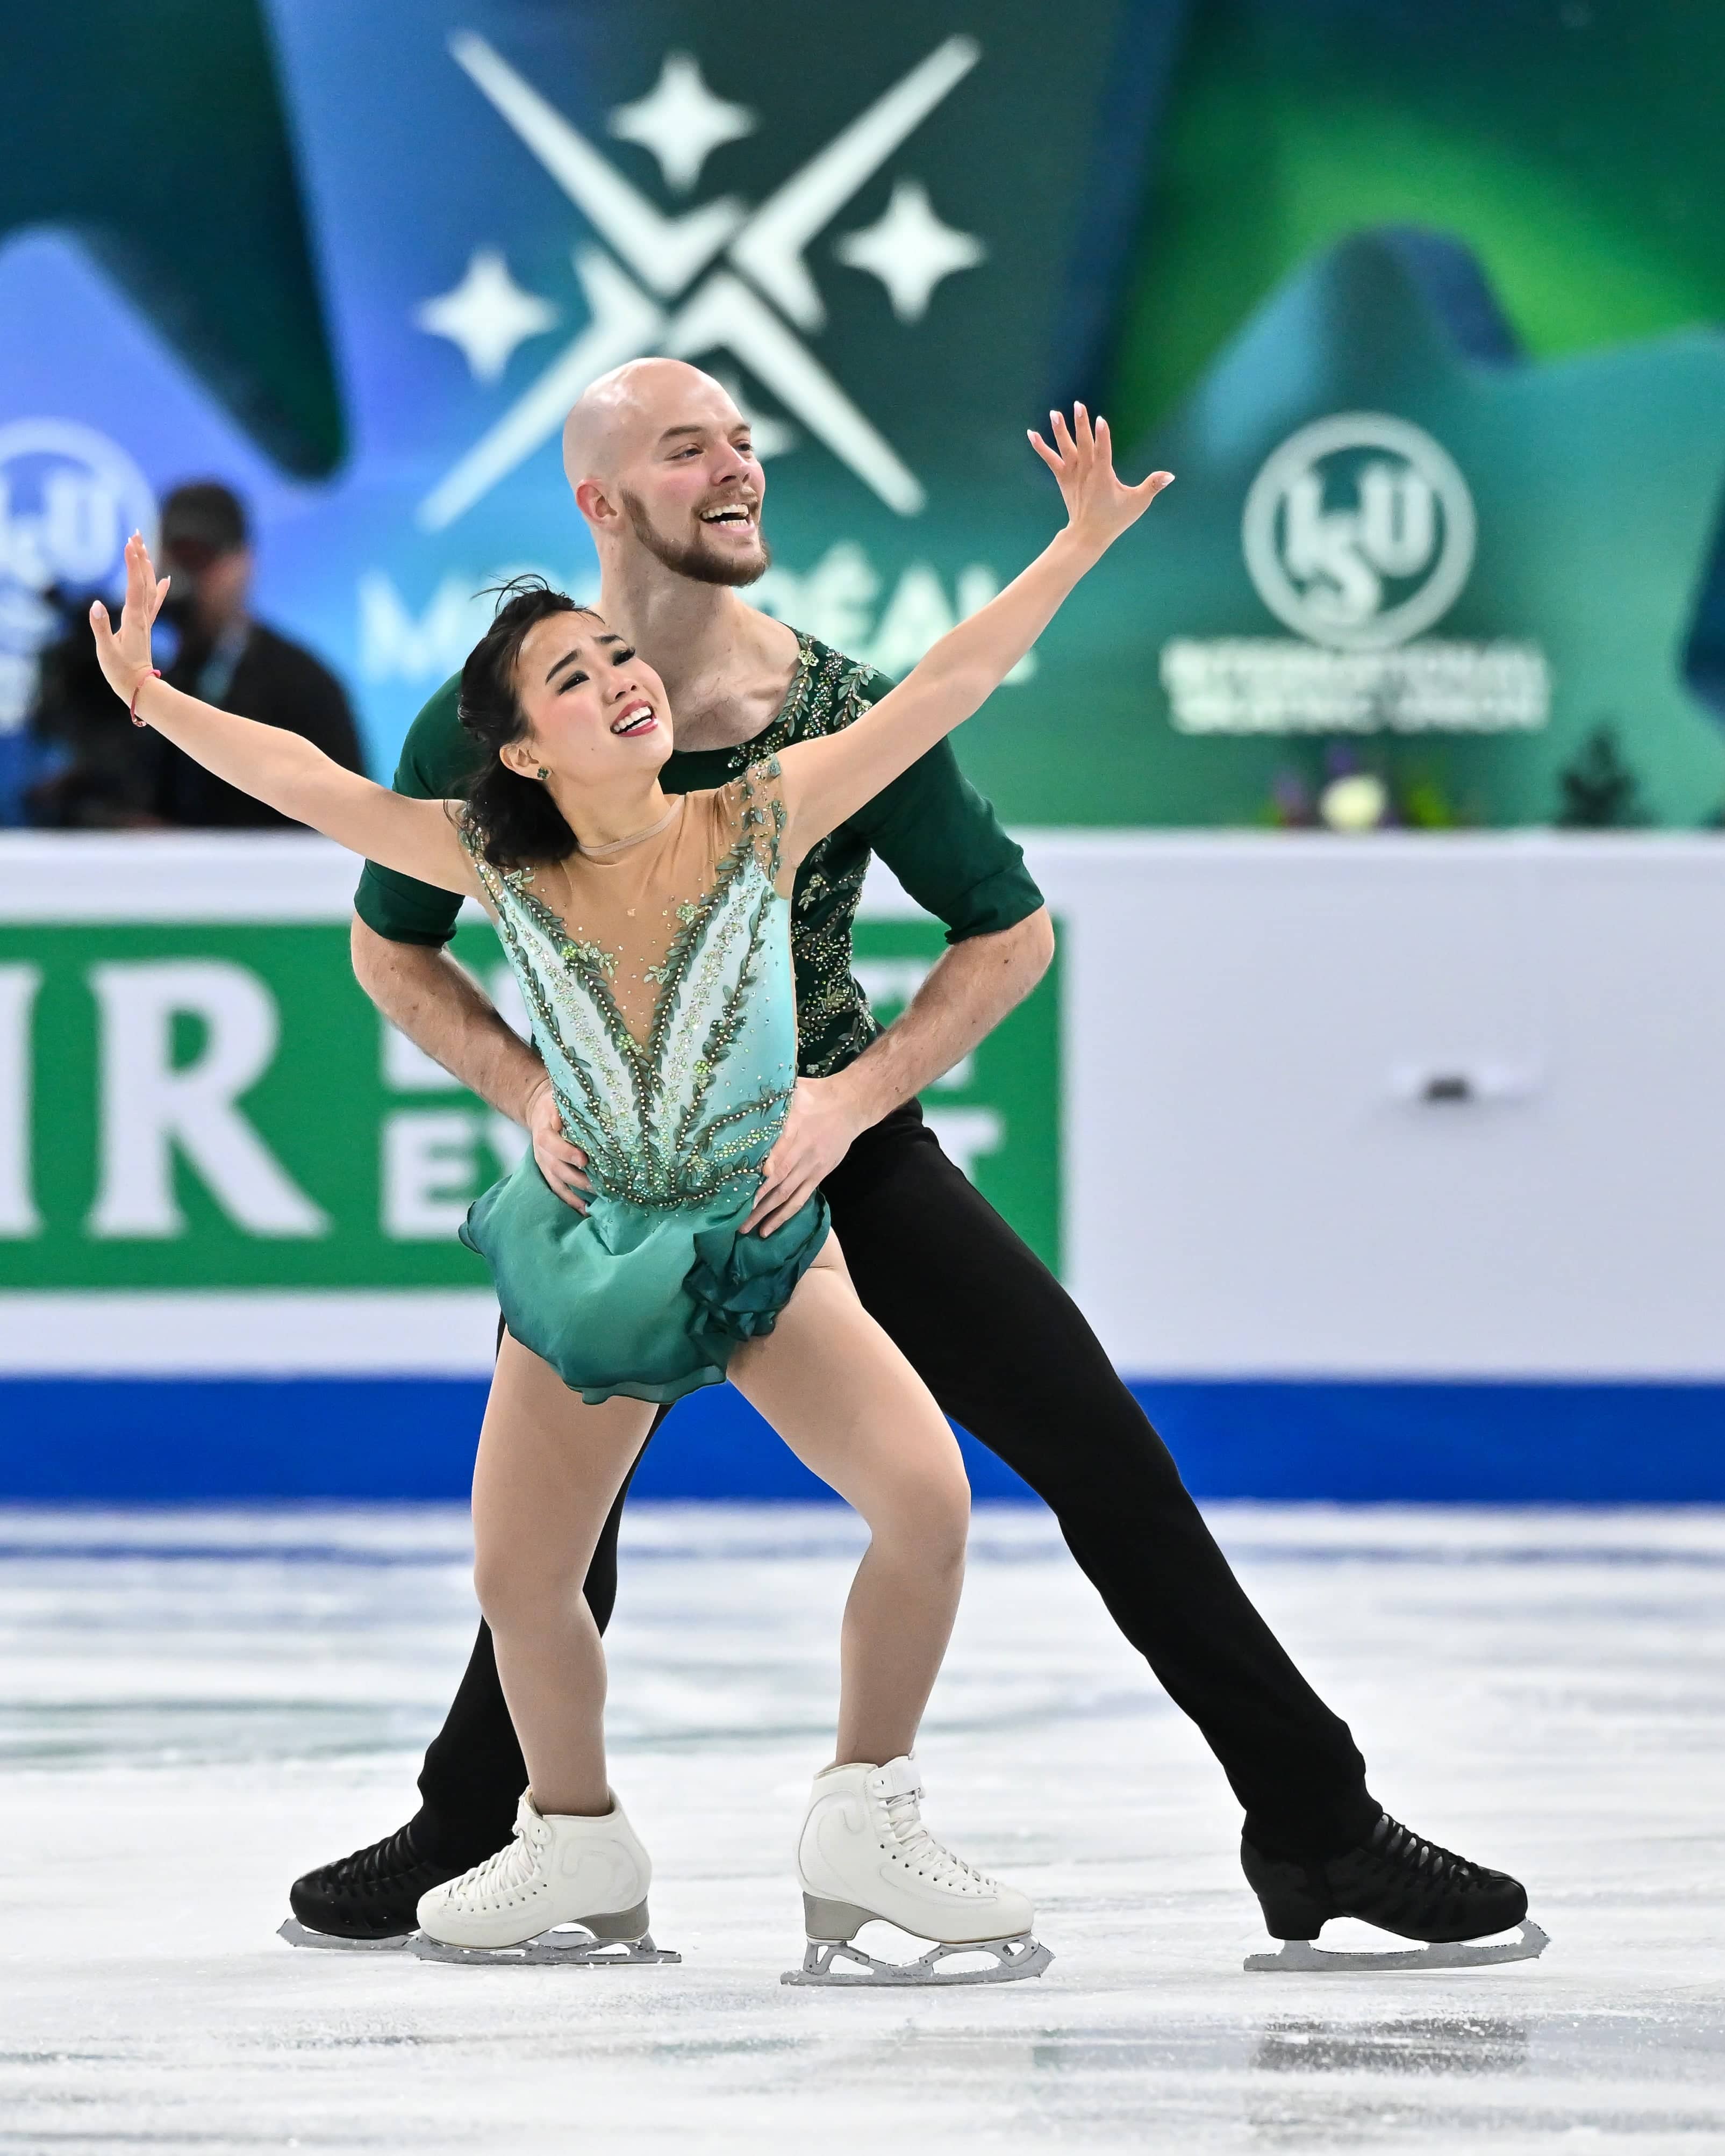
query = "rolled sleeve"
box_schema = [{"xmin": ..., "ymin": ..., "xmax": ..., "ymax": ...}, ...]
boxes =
[
  {"xmin": 354, "ymin": 857, "xmax": 463, "ymax": 947},
  {"xmin": 351, "ymin": 674, "xmax": 468, "ymax": 947}
]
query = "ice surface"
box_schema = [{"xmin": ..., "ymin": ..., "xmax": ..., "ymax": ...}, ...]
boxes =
[{"xmin": 3, "ymin": 1501, "xmax": 1724, "ymax": 2153}]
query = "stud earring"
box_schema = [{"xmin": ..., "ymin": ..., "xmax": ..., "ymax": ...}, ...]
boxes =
[{"xmin": 536, "ymin": 767, "xmax": 550, "ymax": 782}]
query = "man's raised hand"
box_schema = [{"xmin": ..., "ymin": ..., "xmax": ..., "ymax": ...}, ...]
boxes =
[
  {"xmin": 88, "ymin": 531, "xmax": 171, "ymax": 704},
  {"xmin": 1027, "ymin": 405, "xmax": 1172, "ymax": 557}
]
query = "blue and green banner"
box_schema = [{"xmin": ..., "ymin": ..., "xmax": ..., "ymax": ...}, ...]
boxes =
[{"xmin": 6, "ymin": 1, "xmax": 1725, "ymax": 827}]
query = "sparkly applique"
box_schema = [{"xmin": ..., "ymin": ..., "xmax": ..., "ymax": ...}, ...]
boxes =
[
  {"xmin": 562, "ymin": 939, "xmax": 617, "ymax": 979},
  {"xmin": 721, "ymin": 640, "xmax": 888, "ymax": 1076},
  {"xmin": 459, "ymin": 778, "xmax": 798, "ymax": 1213}
]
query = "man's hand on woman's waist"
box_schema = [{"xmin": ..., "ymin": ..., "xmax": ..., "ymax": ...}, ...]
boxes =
[
  {"xmin": 744, "ymin": 907, "xmax": 1054, "ymax": 1236},
  {"xmin": 526, "ymin": 1077, "xmax": 593, "ymax": 1212},
  {"xmin": 742, "ymin": 1073, "xmax": 872, "ymax": 1237}
]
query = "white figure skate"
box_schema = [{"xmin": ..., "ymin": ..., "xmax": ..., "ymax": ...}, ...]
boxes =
[
  {"xmin": 409, "ymin": 1791, "xmax": 679, "ymax": 1967},
  {"xmin": 782, "ymin": 1756, "xmax": 1051, "ymax": 1987}
]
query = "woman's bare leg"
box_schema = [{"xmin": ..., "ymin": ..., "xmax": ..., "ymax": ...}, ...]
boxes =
[
  {"xmin": 728, "ymin": 1241, "xmax": 970, "ymax": 1766},
  {"xmin": 469, "ymin": 1333, "xmax": 655, "ymax": 1816}
]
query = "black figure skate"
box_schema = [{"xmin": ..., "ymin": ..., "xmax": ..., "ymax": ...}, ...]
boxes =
[
  {"xmin": 1241, "ymin": 1811, "xmax": 1548, "ymax": 1972},
  {"xmin": 280, "ymin": 1823, "xmax": 474, "ymax": 1951}
]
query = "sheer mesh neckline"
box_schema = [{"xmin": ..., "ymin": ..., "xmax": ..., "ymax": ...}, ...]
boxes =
[
  {"xmin": 575, "ymin": 795, "xmax": 685, "ymax": 859},
  {"xmin": 462, "ymin": 762, "xmax": 789, "ymax": 1053}
]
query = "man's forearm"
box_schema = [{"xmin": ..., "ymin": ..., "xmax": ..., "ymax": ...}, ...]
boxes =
[
  {"xmin": 838, "ymin": 907, "xmax": 1055, "ymax": 1126},
  {"xmin": 350, "ymin": 915, "xmax": 545, "ymax": 1122}
]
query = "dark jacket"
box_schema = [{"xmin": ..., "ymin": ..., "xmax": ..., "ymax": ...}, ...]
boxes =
[{"xmin": 154, "ymin": 620, "xmax": 364, "ymax": 827}]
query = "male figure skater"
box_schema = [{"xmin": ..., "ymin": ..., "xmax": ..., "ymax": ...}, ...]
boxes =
[{"xmin": 290, "ymin": 361, "xmax": 1531, "ymax": 1966}]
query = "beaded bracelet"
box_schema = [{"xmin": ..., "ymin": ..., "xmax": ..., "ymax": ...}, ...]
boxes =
[{"xmin": 130, "ymin": 668, "xmax": 162, "ymax": 726}]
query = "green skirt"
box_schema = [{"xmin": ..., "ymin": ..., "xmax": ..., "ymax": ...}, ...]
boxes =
[{"xmin": 460, "ymin": 1152, "xmax": 831, "ymax": 1406}]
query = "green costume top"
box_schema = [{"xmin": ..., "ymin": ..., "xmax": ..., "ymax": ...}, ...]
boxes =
[
  {"xmin": 354, "ymin": 634, "xmax": 1044, "ymax": 1078},
  {"xmin": 457, "ymin": 758, "xmax": 827, "ymax": 1406}
]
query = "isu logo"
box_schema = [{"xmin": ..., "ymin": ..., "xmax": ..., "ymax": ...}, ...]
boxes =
[
  {"xmin": 415, "ymin": 35, "xmax": 988, "ymax": 531},
  {"xmin": 0, "ymin": 419, "xmax": 156, "ymax": 726},
  {"xmin": 1242, "ymin": 413, "xmax": 1476, "ymax": 651}
]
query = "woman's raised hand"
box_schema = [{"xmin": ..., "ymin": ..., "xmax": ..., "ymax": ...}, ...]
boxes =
[
  {"xmin": 1028, "ymin": 405, "xmax": 1172, "ymax": 557},
  {"xmin": 88, "ymin": 531, "xmax": 171, "ymax": 705}
]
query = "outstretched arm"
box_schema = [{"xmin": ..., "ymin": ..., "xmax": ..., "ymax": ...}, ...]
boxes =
[
  {"xmin": 774, "ymin": 409, "xmax": 1172, "ymax": 859},
  {"xmin": 90, "ymin": 534, "xmax": 470, "ymax": 896}
]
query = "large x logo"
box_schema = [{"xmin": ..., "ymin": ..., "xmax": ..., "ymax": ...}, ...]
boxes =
[{"xmin": 418, "ymin": 32, "xmax": 979, "ymax": 531}]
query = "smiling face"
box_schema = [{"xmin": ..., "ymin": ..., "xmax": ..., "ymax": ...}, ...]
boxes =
[
  {"xmin": 564, "ymin": 360, "xmax": 770, "ymax": 586},
  {"xmin": 499, "ymin": 611, "xmax": 674, "ymax": 789}
]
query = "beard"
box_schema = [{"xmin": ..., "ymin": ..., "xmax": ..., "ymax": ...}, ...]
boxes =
[{"xmin": 620, "ymin": 489, "xmax": 771, "ymax": 587}]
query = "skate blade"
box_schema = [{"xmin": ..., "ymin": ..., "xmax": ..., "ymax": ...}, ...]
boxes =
[
  {"xmin": 277, "ymin": 1917, "xmax": 411, "ymax": 1953},
  {"xmin": 408, "ymin": 1925, "xmax": 681, "ymax": 1968},
  {"xmin": 1245, "ymin": 1917, "xmax": 1550, "ymax": 1974},
  {"xmin": 781, "ymin": 1931, "xmax": 1053, "ymax": 1988}
]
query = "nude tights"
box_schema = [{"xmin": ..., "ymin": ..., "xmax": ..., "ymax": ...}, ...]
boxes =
[{"xmin": 469, "ymin": 1241, "xmax": 970, "ymax": 1817}]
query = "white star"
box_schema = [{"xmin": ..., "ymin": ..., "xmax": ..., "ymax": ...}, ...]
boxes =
[
  {"xmin": 609, "ymin": 53, "xmax": 757, "ymax": 195},
  {"xmin": 415, "ymin": 250, "xmax": 559, "ymax": 383},
  {"xmin": 833, "ymin": 180, "xmax": 986, "ymax": 323}
]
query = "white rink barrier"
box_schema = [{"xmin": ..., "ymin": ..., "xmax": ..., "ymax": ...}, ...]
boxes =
[{"xmin": 3, "ymin": 830, "xmax": 1724, "ymax": 1384}]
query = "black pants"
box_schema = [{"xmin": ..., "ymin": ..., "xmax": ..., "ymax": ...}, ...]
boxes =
[{"xmin": 413, "ymin": 1104, "xmax": 1376, "ymax": 1864}]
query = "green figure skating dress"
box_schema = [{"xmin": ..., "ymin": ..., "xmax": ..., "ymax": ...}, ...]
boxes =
[{"xmin": 457, "ymin": 758, "xmax": 828, "ymax": 1404}]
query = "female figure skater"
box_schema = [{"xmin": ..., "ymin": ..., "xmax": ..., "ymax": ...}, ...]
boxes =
[{"xmin": 91, "ymin": 411, "xmax": 1172, "ymax": 1981}]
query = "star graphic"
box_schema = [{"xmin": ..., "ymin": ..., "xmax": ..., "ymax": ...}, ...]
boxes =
[
  {"xmin": 834, "ymin": 180, "xmax": 986, "ymax": 324},
  {"xmin": 608, "ymin": 52, "xmax": 757, "ymax": 195},
  {"xmin": 420, "ymin": 32, "xmax": 981, "ymax": 526},
  {"xmin": 414, "ymin": 249, "xmax": 559, "ymax": 384}
]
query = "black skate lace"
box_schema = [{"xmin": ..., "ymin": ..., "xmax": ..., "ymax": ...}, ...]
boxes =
[
  {"xmin": 1372, "ymin": 1815, "xmax": 1482, "ymax": 1888},
  {"xmin": 333, "ymin": 1825, "xmax": 425, "ymax": 1886}
]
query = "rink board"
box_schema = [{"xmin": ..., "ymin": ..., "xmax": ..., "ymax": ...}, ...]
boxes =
[
  {"xmin": 2, "ymin": 1374, "xmax": 1723, "ymax": 1503},
  {"xmin": 4, "ymin": 831, "xmax": 1725, "ymax": 1501}
]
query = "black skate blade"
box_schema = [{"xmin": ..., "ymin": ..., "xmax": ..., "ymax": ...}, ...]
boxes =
[
  {"xmin": 1246, "ymin": 1917, "xmax": 1550, "ymax": 1974},
  {"xmin": 407, "ymin": 1925, "xmax": 681, "ymax": 1968},
  {"xmin": 782, "ymin": 1932, "xmax": 1053, "ymax": 1988},
  {"xmin": 277, "ymin": 1917, "xmax": 411, "ymax": 1953}
]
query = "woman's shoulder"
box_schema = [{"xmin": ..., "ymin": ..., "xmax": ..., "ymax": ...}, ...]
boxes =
[
  {"xmin": 705, "ymin": 756, "xmax": 785, "ymax": 826},
  {"xmin": 456, "ymin": 813, "xmax": 562, "ymax": 904},
  {"xmin": 721, "ymin": 753, "xmax": 785, "ymax": 801},
  {"xmin": 706, "ymin": 762, "xmax": 788, "ymax": 884},
  {"xmin": 676, "ymin": 760, "xmax": 782, "ymax": 822}
]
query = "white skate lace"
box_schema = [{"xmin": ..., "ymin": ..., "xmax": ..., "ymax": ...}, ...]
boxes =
[
  {"xmin": 881, "ymin": 1789, "xmax": 997, "ymax": 1894},
  {"xmin": 452, "ymin": 1820, "xmax": 547, "ymax": 1903}
]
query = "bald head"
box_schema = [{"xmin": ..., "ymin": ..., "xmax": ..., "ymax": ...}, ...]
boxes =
[
  {"xmin": 560, "ymin": 357, "xmax": 770, "ymax": 589},
  {"xmin": 561, "ymin": 359, "xmax": 740, "ymax": 492}
]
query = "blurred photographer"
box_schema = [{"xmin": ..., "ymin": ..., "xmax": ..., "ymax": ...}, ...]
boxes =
[
  {"xmin": 150, "ymin": 481, "xmax": 364, "ymax": 826},
  {"xmin": 22, "ymin": 586, "xmax": 160, "ymax": 827}
]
